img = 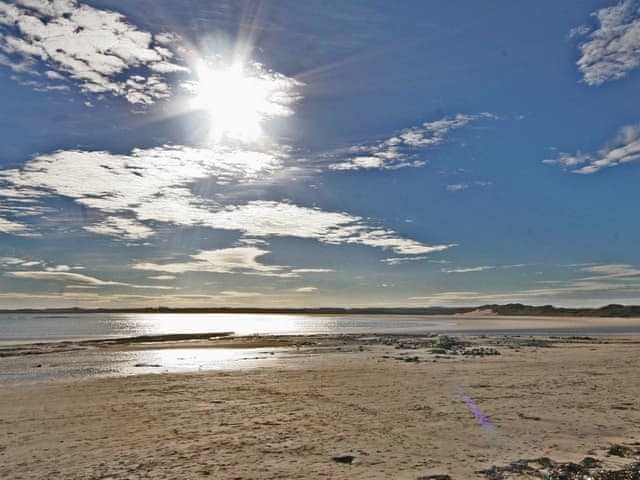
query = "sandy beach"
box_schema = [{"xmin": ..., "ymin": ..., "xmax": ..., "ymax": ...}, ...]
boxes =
[{"xmin": 1, "ymin": 332, "xmax": 640, "ymax": 479}]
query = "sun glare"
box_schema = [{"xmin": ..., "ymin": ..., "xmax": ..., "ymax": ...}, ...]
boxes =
[{"xmin": 190, "ymin": 60, "xmax": 283, "ymax": 142}]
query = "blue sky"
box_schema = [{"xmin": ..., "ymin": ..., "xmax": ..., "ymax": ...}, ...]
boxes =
[{"xmin": 1, "ymin": 0, "xmax": 640, "ymax": 308}]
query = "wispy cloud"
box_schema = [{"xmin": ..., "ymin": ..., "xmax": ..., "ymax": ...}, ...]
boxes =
[
  {"xmin": 0, "ymin": 216, "xmax": 33, "ymax": 236},
  {"xmin": 0, "ymin": 0, "xmax": 186, "ymax": 103},
  {"xmin": 147, "ymin": 275, "xmax": 176, "ymax": 281},
  {"xmin": 133, "ymin": 246, "xmax": 317, "ymax": 278},
  {"xmin": 294, "ymin": 286, "xmax": 317, "ymax": 293},
  {"xmin": 380, "ymin": 255, "xmax": 431, "ymax": 265},
  {"xmin": 84, "ymin": 216, "xmax": 154, "ymax": 241},
  {"xmin": 544, "ymin": 124, "xmax": 640, "ymax": 174},
  {"xmin": 0, "ymin": 256, "xmax": 42, "ymax": 267},
  {"xmin": 442, "ymin": 266, "xmax": 495, "ymax": 273},
  {"xmin": 579, "ymin": 263, "xmax": 640, "ymax": 280},
  {"xmin": 446, "ymin": 181, "xmax": 492, "ymax": 192},
  {"xmin": 410, "ymin": 262, "xmax": 640, "ymax": 306},
  {"xmin": 441, "ymin": 264, "xmax": 527, "ymax": 274},
  {"xmin": 327, "ymin": 113, "xmax": 496, "ymax": 171},
  {"xmin": 5, "ymin": 270, "xmax": 174, "ymax": 289},
  {"xmin": 408, "ymin": 281, "xmax": 640, "ymax": 306},
  {"xmin": 572, "ymin": 0, "xmax": 640, "ymax": 86},
  {"xmin": 446, "ymin": 183, "xmax": 469, "ymax": 192}
]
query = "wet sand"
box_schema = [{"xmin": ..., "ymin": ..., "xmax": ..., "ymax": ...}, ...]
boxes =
[{"xmin": 1, "ymin": 334, "xmax": 640, "ymax": 479}]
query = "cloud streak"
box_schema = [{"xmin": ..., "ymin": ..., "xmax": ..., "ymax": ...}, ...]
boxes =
[
  {"xmin": 5, "ymin": 270, "xmax": 174, "ymax": 289},
  {"xmin": 133, "ymin": 246, "xmax": 305, "ymax": 278},
  {"xmin": 544, "ymin": 124, "xmax": 640, "ymax": 174},
  {"xmin": 328, "ymin": 113, "xmax": 495, "ymax": 171}
]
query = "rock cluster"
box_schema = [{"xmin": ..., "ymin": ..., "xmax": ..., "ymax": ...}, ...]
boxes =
[{"xmin": 477, "ymin": 450, "xmax": 640, "ymax": 479}]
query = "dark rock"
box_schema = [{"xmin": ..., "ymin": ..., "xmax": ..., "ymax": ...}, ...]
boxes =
[
  {"xmin": 518, "ymin": 412, "xmax": 542, "ymax": 421},
  {"xmin": 417, "ymin": 475, "xmax": 451, "ymax": 480},
  {"xmin": 479, "ymin": 455, "xmax": 640, "ymax": 479},
  {"xmin": 332, "ymin": 454, "xmax": 355, "ymax": 464},
  {"xmin": 608, "ymin": 444, "xmax": 634, "ymax": 457},
  {"xmin": 581, "ymin": 457, "xmax": 600, "ymax": 468}
]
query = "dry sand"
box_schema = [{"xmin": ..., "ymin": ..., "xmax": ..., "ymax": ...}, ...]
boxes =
[{"xmin": 1, "ymin": 334, "xmax": 640, "ymax": 479}]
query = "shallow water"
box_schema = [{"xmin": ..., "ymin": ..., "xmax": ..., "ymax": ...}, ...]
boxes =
[
  {"xmin": 2, "ymin": 312, "xmax": 639, "ymax": 384},
  {"xmin": 0, "ymin": 312, "xmax": 456, "ymax": 343},
  {"xmin": 0, "ymin": 346, "xmax": 283, "ymax": 384},
  {"xmin": 3, "ymin": 312, "xmax": 640, "ymax": 344}
]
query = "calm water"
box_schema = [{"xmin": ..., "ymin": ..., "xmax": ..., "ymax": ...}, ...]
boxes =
[
  {"xmin": 2, "ymin": 313, "xmax": 639, "ymax": 384},
  {"xmin": 0, "ymin": 312, "xmax": 457, "ymax": 343},
  {"xmin": 2, "ymin": 312, "xmax": 640, "ymax": 343}
]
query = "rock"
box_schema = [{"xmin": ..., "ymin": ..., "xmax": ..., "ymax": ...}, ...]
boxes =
[
  {"xmin": 417, "ymin": 475, "xmax": 451, "ymax": 480},
  {"xmin": 478, "ymin": 455, "xmax": 640, "ymax": 479},
  {"xmin": 332, "ymin": 454, "xmax": 355, "ymax": 464},
  {"xmin": 133, "ymin": 363, "xmax": 162, "ymax": 368},
  {"xmin": 608, "ymin": 444, "xmax": 634, "ymax": 457},
  {"xmin": 581, "ymin": 456, "xmax": 600, "ymax": 468},
  {"xmin": 517, "ymin": 412, "xmax": 542, "ymax": 421}
]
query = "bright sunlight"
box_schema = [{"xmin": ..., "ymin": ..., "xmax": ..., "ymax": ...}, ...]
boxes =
[{"xmin": 189, "ymin": 60, "xmax": 298, "ymax": 142}]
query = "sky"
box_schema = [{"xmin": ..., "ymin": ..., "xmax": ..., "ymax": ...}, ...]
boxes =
[{"xmin": 1, "ymin": 0, "xmax": 640, "ymax": 309}]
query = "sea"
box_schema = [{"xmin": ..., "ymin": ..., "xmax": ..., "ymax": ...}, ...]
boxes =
[{"xmin": 1, "ymin": 312, "xmax": 639, "ymax": 384}]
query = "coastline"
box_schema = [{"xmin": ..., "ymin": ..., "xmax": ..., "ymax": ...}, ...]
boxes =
[{"xmin": 1, "ymin": 333, "xmax": 640, "ymax": 478}]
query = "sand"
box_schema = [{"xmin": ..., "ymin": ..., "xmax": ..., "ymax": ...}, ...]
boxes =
[{"xmin": 1, "ymin": 334, "xmax": 640, "ymax": 479}]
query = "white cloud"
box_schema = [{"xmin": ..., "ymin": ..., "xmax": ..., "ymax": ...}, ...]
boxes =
[
  {"xmin": 4, "ymin": 270, "xmax": 173, "ymax": 289},
  {"xmin": 45, "ymin": 264, "xmax": 71, "ymax": 272},
  {"xmin": 0, "ymin": 144, "xmax": 283, "ymax": 238},
  {"xmin": 133, "ymin": 246, "xmax": 301, "ymax": 278},
  {"xmin": 217, "ymin": 290, "xmax": 265, "ymax": 298},
  {"xmin": 573, "ymin": 0, "xmax": 640, "ymax": 86},
  {"xmin": 544, "ymin": 124, "xmax": 640, "ymax": 174},
  {"xmin": 0, "ymin": 216, "xmax": 33, "ymax": 235},
  {"xmin": 580, "ymin": 263, "xmax": 640, "ymax": 280},
  {"xmin": 295, "ymin": 287, "xmax": 317, "ymax": 293},
  {"xmin": 291, "ymin": 268, "xmax": 334, "ymax": 273},
  {"xmin": 0, "ymin": 0, "xmax": 186, "ymax": 103},
  {"xmin": 441, "ymin": 266, "xmax": 495, "ymax": 273},
  {"xmin": 409, "ymin": 279, "xmax": 640, "ymax": 307},
  {"xmin": 380, "ymin": 256, "xmax": 430, "ymax": 265},
  {"xmin": 408, "ymin": 263, "xmax": 640, "ymax": 306},
  {"xmin": 441, "ymin": 264, "xmax": 527, "ymax": 274},
  {"xmin": 84, "ymin": 216, "xmax": 154, "ymax": 241},
  {"xmin": 0, "ymin": 256, "xmax": 41, "ymax": 267},
  {"xmin": 328, "ymin": 113, "xmax": 495, "ymax": 171},
  {"xmin": 148, "ymin": 275, "xmax": 176, "ymax": 281},
  {"xmin": 446, "ymin": 183, "xmax": 469, "ymax": 192},
  {"xmin": 0, "ymin": 144, "xmax": 449, "ymax": 255},
  {"xmin": 568, "ymin": 24, "xmax": 591, "ymax": 39}
]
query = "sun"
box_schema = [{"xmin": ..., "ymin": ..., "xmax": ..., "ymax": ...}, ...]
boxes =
[{"xmin": 189, "ymin": 60, "xmax": 294, "ymax": 143}]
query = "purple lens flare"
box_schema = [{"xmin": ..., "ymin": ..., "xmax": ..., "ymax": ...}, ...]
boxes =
[{"xmin": 453, "ymin": 381, "xmax": 497, "ymax": 432}]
